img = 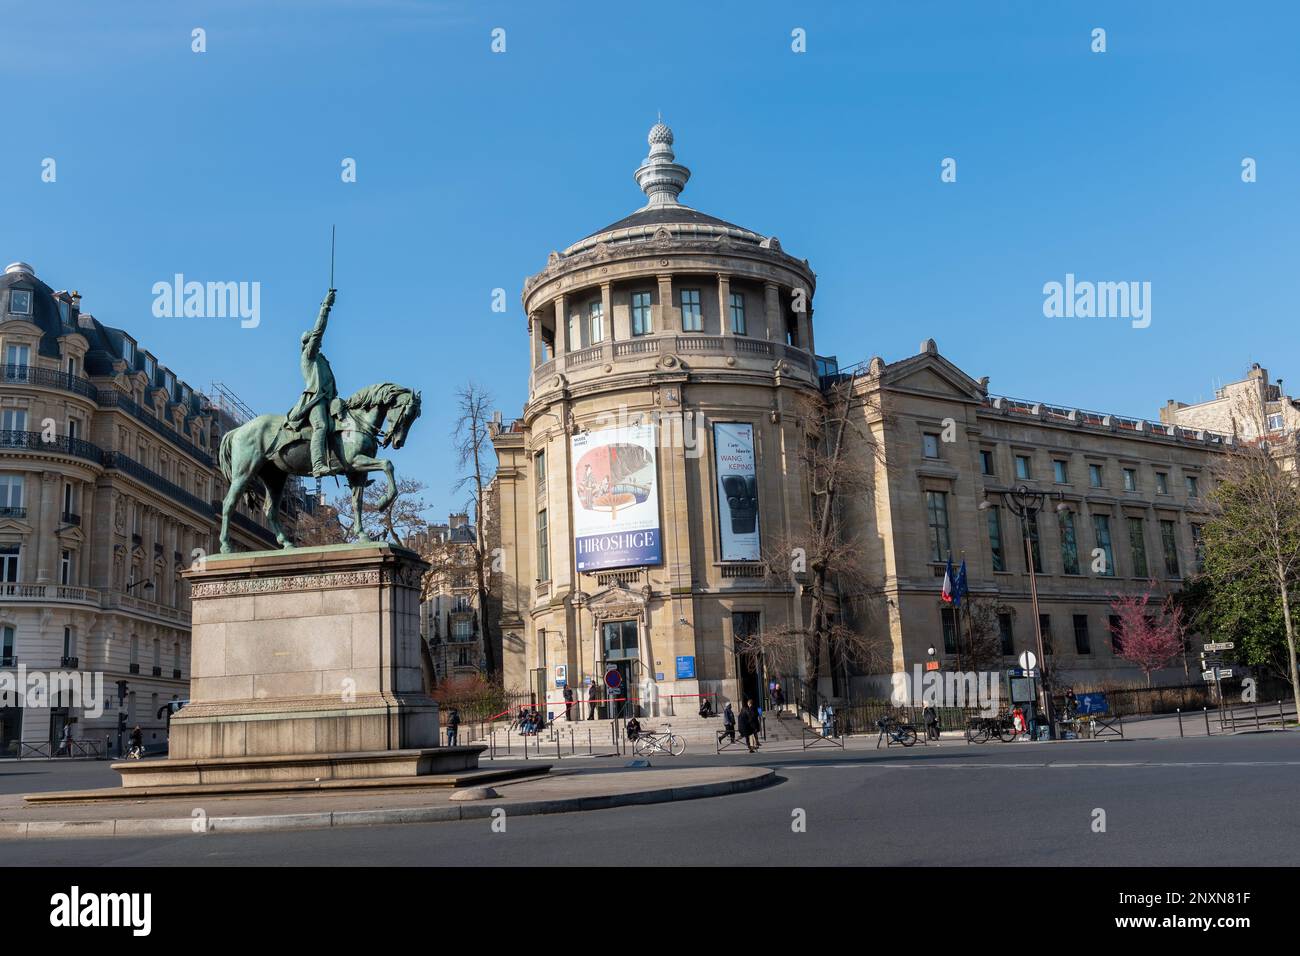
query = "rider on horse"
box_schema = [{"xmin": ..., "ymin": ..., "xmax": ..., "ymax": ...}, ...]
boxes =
[{"xmin": 286, "ymin": 289, "xmax": 340, "ymax": 477}]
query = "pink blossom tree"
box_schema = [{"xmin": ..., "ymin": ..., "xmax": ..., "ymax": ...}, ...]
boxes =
[{"xmin": 1109, "ymin": 588, "xmax": 1186, "ymax": 686}]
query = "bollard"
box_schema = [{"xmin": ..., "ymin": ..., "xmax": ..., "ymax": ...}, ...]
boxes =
[
  {"xmin": 1203, "ymin": 706, "xmax": 1211, "ymax": 736},
  {"xmin": 1176, "ymin": 708, "xmax": 1183, "ymax": 738},
  {"xmin": 556, "ymin": 732, "xmax": 561, "ymax": 761},
  {"xmin": 587, "ymin": 728, "xmax": 592, "ymax": 755}
]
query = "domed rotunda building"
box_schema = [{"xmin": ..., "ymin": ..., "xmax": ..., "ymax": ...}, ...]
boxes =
[{"xmin": 491, "ymin": 122, "xmax": 828, "ymax": 716}]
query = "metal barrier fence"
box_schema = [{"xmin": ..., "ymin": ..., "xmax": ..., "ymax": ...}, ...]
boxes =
[{"xmin": 17, "ymin": 738, "xmax": 107, "ymax": 759}]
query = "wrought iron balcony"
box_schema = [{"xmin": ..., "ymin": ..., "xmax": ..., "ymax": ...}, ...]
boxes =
[
  {"xmin": 60, "ymin": 656, "xmax": 79, "ymax": 668},
  {"xmin": 129, "ymin": 663, "xmax": 140, "ymax": 674},
  {"xmin": 1, "ymin": 363, "xmax": 100, "ymax": 401},
  {"xmin": 96, "ymin": 388, "xmax": 214, "ymax": 467},
  {"xmin": 60, "ymin": 511, "xmax": 81, "ymax": 526},
  {"xmin": 104, "ymin": 451, "xmax": 212, "ymax": 518},
  {"xmin": 0, "ymin": 429, "xmax": 104, "ymax": 466},
  {"xmin": 0, "ymin": 506, "xmax": 26, "ymax": 520}
]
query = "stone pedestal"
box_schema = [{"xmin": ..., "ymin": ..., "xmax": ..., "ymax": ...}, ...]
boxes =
[{"xmin": 139, "ymin": 543, "xmax": 443, "ymax": 786}]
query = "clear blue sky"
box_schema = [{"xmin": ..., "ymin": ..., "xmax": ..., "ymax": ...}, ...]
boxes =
[{"xmin": 3, "ymin": 1, "xmax": 1296, "ymax": 517}]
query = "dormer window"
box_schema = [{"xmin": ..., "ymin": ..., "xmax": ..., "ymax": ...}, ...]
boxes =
[
  {"xmin": 143, "ymin": 355, "xmax": 155, "ymax": 380},
  {"xmin": 8, "ymin": 290, "xmax": 32, "ymax": 316},
  {"xmin": 122, "ymin": 339, "xmax": 135, "ymax": 364},
  {"xmin": 164, "ymin": 370, "xmax": 176, "ymax": 397}
]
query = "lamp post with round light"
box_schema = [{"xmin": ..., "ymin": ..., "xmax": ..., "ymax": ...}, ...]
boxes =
[{"xmin": 979, "ymin": 484, "xmax": 1067, "ymax": 739}]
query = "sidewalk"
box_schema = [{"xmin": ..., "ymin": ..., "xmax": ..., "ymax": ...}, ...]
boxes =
[{"xmin": 0, "ymin": 764, "xmax": 775, "ymax": 839}]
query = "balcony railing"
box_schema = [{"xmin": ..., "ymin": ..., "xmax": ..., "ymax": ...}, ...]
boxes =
[
  {"xmin": 60, "ymin": 511, "xmax": 81, "ymax": 526},
  {"xmin": 1, "ymin": 363, "xmax": 100, "ymax": 401},
  {"xmin": 0, "ymin": 430, "xmax": 104, "ymax": 466},
  {"xmin": 96, "ymin": 388, "xmax": 214, "ymax": 467},
  {"xmin": 103, "ymin": 451, "xmax": 212, "ymax": 518},
  {"xmin": 0, "ymin": 506, "xmax": 26, "ymax": 520},
  {"xmin": 0, "ymin": 582, "xmax": 100, "ymax": 605},
  {"xmin": 129, "ymin": 663, "xmax": 140, "ymax": 674},
  {"xmin": 152, "ymin": 665, "xmax": 162, "ymax": 677},
  {"xmin": 60, "ymin": 656, "xmax": 79, "ymax": 668},
  {"xmin": 531, "ymin": 333, "xmax": 813, "ymax": 391}
]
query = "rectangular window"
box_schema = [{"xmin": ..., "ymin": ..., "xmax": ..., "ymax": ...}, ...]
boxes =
[
  {"xmin": 1123, "ymin": 468, "xmax": 1137, "ymax": 492},
  {"xmin": 631, "ymin": 292, "xmax": 652, "ymax": 336},
  {"xmin": 534, "ymin": 450, "xmax": 546, "ymax": 497},
  {"xmin": 987, "ymin": 506, "xmax": 1006, "ymax": 572},
  {"xmin": 1038, "ymin": 614, "xmax": 1053, "ymax": 655},
  {"xmin": 1026, "ymin": 511, "xmax": 1043, "ymax": 574},
  {"xmin": 1109, "ymin": 614, "xmax": 1123, "ymax": 654},
  {"xmin": 1015, "ymin": 455, "xmax": 1031, "ymax": 480},
  {"xmin": 8, "ymin": 290, "xmax": 32, "ymax": 315},
  {"xmin": 1191, "ymin": 524, "xmax": 1205, "ymax": 572},
  {"xmin": 588, "ymin": 301, "xmax": 605, "ymax": 344},
  {"xmin": 926, "ymin": 491, "xmax": 950, "ymax": 562},
  {"xmin": 1267, "ymin": 413, "xmax": 1284, "ymax": 431},
  {"xmin": 0, "ymin": 474, "xmax": 23, "ymax": 510},
  {"xmin": 729, "ymin": 292, "xmax": 746, "ymax": 334},
  {"xmin": 680, "ymin": 289, "xmax": 702, "ymax": 331},
  {"xmin": 1092, "ymin": 514, "xmax": 1115, "ymax": 576},
  {"xmin": 4, "ymin": 344, "xmax": 31, "ymax": 377},
  {"xmin": 980, "ymin": 450, "xmax": 994, "ymax": 475},
  {"xmin": 0, "ymin": 544, "xmax": 19, "ymax": 582},
  {"xmin": 1160, "ymin": 519, "xmax": 1181, "ymax": 577},
  {"xmin": 536, "ymin": 508, "xmax": 550, "ymax": 581},
  {"xmin": 604, "ymin": 619, "xmax": 640, "ymax": 659},
  {"xmin": 1058, "ymin": 510, "xmax": 1080, "ymax": 575},
  {"xmin": 1089, "ymin": 463, "xmax": 1104, "ymax": 487},
  {"xmin": 998, "ymin": 613, "xmax": 1014, "ymax": 656},
  {"xmin": 1073, "ymin": 614, "xmax": 1091, "ymax": 654},
  {"xmin": 1053, "ymin": 460, "xmax": 1068, "ymax": 483},
  {"xmin": 1185, "ymin": 475, "xmax": 1200, "ymax": 498},
  {"xmin": 1, "ymin": 625, "xmax": 13, "ymax": 663},
  {"xmin": 1, "ymin": 408, "xmax": 26, "ymax": 432},
  {"xmin": 60, "ymin": 549, "xmax": 72, "ymax": 586},
  {"xmin": 122, "ymin": 338, "xmax": 135, "ymax": 364},
  {"xmin": 1155, "ymin": 472, "xmax": 1169, "ymax": 495},
  {"xmin": 941, "ymin": 607, "xmax": 958, "ymax": 654},
  {"xmin": 63, "ymin": 625, "xmax": 74, "ymax": 658},
  {"xmin": 923, "ymin": 433, "xmax": 940, "ymax": 458},
  {"xmin": 1127, "ymin": 517, "xmax": 1149, "ymax": 578}
]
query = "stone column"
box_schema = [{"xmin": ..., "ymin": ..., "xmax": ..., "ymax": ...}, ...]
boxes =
[
  {"xmin": 554, "ymin": 293, "xmax": 568, "ymax": 356},
  {"xmin": 717, "ymin": 274, "xmax": 732, "ymax": 335},
  {"xmin": 529, "ymin": 313, "xmax": 542, "ymax": 368},
  {"xmin": 657, "ymin": 274, "xmax": 676, "ymax": 333},
  {"xmin": 36, "ymin": 472, "xmax": 59, "ymax": 583},
  {"xmin": 600, "ymin": 283, "xmax": 612, "ymax": 343},
  {"xmin": 764, "ymin": 282, "xmax": 781, "ymax": 343}
]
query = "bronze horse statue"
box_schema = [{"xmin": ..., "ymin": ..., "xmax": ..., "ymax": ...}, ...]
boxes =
[{"xmin": 217, "ymin": 382, "xmax": 421, "ymax": 553}]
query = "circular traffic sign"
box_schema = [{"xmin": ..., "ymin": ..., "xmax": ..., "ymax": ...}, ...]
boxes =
[
  {"xmin": 604, "ymin": 667, "xmax": 622, "ymax": 689},
  {"xmin": 1018, "ymin": 650, "xmax": 1037, "ymax": 672}
]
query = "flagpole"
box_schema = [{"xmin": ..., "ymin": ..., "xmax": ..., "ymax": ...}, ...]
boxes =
[{"xmin": 960, "ymin": 550, "xmax": 976, "ymax": 674}]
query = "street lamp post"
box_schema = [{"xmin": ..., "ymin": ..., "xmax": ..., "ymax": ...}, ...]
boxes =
[{"xmin": 979, "ymin": 484, "xmax": 1066, "ymax": 740}]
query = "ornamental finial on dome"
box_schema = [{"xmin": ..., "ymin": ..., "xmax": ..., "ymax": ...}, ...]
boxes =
[{"xmin": 635, "ymin": 117, "xmax": 690, "ymax": 208}]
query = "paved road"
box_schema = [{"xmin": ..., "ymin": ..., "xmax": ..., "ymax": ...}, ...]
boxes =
[{"xmin": 2, "ymin": 734, "xmax": 1296, "ymax": 865}]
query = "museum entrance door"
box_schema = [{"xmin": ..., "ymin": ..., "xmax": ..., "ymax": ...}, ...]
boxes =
[
  {"xmin": 602, "ymin": 620, "xmax": 642, "ymax": 718},
  {"xmin": 732, "ymin": 611, "xmax": 764, "ymax": 710}
]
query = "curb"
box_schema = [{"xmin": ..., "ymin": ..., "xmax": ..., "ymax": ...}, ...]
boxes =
[{"xmin": 0, "ymin": 768, "xmax": 777, "ymax": 840}]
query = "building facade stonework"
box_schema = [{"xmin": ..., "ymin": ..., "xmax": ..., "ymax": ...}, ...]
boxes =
[
  {"xmin": 0, "ymin": 261, "xmax": 301, "ymax": 754},
  {"xmin": 490, "ymin": 125, "xmax": 1272, "ymax": 712}
]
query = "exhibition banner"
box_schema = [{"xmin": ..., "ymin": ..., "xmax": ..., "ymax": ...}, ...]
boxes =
[
  {"xmin": 714, "ymin": 422, "xmax": 760, "ymax": 561},
  {"xmin": 572, "ymin": 423, "xmax": 663, "ymax": 571}
]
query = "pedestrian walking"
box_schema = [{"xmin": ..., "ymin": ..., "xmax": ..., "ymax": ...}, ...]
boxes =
[
  {"xmin": 446, "ymin": 707, "xmax": 460, "ymax": 746},
  {"xmin": 563, "ymin": 686, "xmax": 574, "ymax": 721},
  {"xmin": 772, "ymin": 682, "xmax": 785, "ymax": 715},
  {"xmin": 587, "ymin": 682, "xmax": 601, "ymax": 721},
  {"xmin": 58, "ymin": 724, "xmax": 73, "ymax": 757},
  {"xmin": 719, "ymin": 702, "xmax": 737, "ymax": 744}
]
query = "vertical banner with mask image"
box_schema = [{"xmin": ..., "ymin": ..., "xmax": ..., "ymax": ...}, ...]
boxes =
[
  {"xmin": 572, "ymin": 423, "xmax": 663, "ymax": 571},
  {"xmin": 714, "ymin": 422, "xmax": 760, "ymax": 560}
]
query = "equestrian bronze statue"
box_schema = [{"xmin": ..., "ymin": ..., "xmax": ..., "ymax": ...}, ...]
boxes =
[{"xmin": 217, "ymin": 288, "xmax": 422, "ymax": 553}]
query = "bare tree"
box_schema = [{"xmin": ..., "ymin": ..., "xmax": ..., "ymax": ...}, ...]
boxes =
[
  {"xmin": 331, "ymin": 477, "xmax": 431, "ymax": 545},
  {"xmin": 758, "ymin": 379, "xmax": 891, "ymax": 694},
  {"xmin": 293, "ymin": 497, "xmax": 348, "ymax": 546},
  {"xmin": 452, "ymin": 382, "xmax": 498, "ymax": 674},
  {"xmin": 962, "ymin": 595, "xmax": 1015, "ymax": 674}
]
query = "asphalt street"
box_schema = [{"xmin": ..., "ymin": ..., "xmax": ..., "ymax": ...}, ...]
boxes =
[{"xmin": 1, "ymin": 733, "xmax": 1296, "ymax": 865}]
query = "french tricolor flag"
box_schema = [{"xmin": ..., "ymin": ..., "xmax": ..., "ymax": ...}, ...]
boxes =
[{"xmin": 940, "ymin": 556, "xmax": 956, "ymax": 604}]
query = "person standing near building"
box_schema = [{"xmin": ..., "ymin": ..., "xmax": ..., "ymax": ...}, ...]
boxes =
[
  {"xmin": 923, "ymin": 703, "xmax": 940, "ymax": 741},
  {"xmin": 446, "ymin": 707, "xmax": 461, "ymax": 746},
  {"xmin": 739, "ymin": 700, "xmax": 761, "ymax": 752},
  {"xmin": 563, "ymin": 685, "xmax": 574, "ymax": 721},
  {"xmin": 587, "ymin": 681, "xmax": 601, "ymax": 721}
]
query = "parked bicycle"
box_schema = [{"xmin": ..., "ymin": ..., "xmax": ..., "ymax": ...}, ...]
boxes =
[
  {"xmin": 965, "ymin": 713, "xmax": 1021, "ymax": 744},
  {"xmin": 875, "ymin": 715, "xmax": 918, "ymax": 747},
  {"xmin": 633, "ymin": 726, "xmax": 686, "ymax": 757}
]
